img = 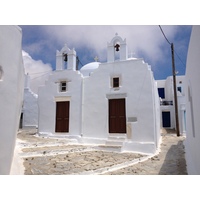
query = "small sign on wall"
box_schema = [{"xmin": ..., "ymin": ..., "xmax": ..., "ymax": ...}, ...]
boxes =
[{"xmin": 127, "ymin": 117, "xmax": 137, "ymax": 122}]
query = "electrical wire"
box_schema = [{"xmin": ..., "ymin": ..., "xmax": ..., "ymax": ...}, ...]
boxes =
[
  {"xmin": 77, "ymin": 56, "xmax": 84, "ymax": 66},
  {"xmin": 27, "ymin": 70, "xmax": 52, "ymax": 75},
  {"xmin": 174, "ymin": 51, "xmax": 186, "ymax": 68},
  {"xmin": 159, "ymin": 25, "xmax": 171, "ymax": 45},
  {"xmin": 158, "ymin": 25, "xmax": 186, "ymax": 68},
  {"xmin": 31, "ymin": 71, "xmax": 52, "ymax": 80}
]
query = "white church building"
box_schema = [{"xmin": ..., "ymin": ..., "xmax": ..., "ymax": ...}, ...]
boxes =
[
  {"xmin": 38, "ymin": 34, "xmax": 161, "ymax": 154},
  {"xmin": 0, "ymin": 26, "xmax": 24, "ymax": 174},
  {"xmin": 38, "ymin": 45, "xmax": 82, "ymax": 137}
]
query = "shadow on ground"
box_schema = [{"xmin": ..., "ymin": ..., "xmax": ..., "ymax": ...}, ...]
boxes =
[{"xmin": 159, "ymin": 140, "xmax": 187, "ymax": 175}]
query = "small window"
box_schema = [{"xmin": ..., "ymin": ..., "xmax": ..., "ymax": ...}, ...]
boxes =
[
  {"xmin": 113, "ymin": 77, "xmax": 119, "ymax": 88},
  {"xmin": 158, "ymin": 88, "xmax": 165, "ymax": 99},
  {"xmin": 60, "ymin": 81, "xmax": 67, "ymax": 92},
  {"xmin": 177, "ymin": 87, "xmax": 182, "ymax": 93}
]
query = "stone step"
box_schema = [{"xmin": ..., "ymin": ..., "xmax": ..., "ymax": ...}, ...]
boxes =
[
  {"xmin": 105, "ymin": 140, "xmax": 124, "ymax": 146},
  {"xmin": 94, "ymin": 145, "xmax": 121, "ymax": 152},
  {"xmin": 106, "ymin": 134, "xmax": 126, "ymax": 147},
  {"xmin": 107, "ymin": 134, "xmax": 127, "ymax": 141}
]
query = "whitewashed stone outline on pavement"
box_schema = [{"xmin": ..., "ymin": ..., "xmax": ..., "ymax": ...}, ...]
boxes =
[
  {"xmin": 73, "ymin": 146, "xmax": 161, "ymax": 175},
  {"xmin": 16, "ymin": 131, "xmax": 163, "ymax": 175}
]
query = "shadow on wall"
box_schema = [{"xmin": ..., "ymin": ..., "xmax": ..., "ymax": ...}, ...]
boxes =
[{"xmin": 159, "ymin": 141, "xmax": 187, "ymax": 175}]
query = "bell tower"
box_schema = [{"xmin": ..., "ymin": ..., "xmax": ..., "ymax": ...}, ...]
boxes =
[
  {"xmin": 107, "ymin": 33, "xmax": 128, "ymax": 63},
  {"xmin": 56, "ymin": 44, "xmax": 77, "ymax": 71}
]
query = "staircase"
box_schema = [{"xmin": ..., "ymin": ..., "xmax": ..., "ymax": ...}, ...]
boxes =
[
  {"xmin": 93, "ymin": 134, "xmax": 127, "ymax": 152},
  {"xmin": 105, "ymin": 134, "xmax": 127, "ymax": 146},
  {"xmin": 94, "ymin": 134, "xmax": 126, "ymax": 152}
]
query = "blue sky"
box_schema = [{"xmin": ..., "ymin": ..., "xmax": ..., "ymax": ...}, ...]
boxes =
[
  {"xmin": 19, "ymin": 25, "xmax": 192, "ymax": 84},
  {"xmin": 1, "ymin": 0, "xmax": 196, "ymax": 95}
]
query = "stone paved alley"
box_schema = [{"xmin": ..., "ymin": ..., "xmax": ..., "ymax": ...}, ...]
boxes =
[{"xmin": 15, "ymin": 128, "xmax": 187, "ymax": 175}]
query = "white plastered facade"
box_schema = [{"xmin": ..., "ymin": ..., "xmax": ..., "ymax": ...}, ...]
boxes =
[
  {"xmin": 38, "ymin": 44, "xmax": 82, "ymax": 137},
  {"xmin": 157, "ymin": 75, "xmax": 186, "ymax": 135},
  {"xmin": 22, "ymin": 74, "xmax": 39, "ymax": 128},
  {"xmin": 38, "ymin": 34, "xmax": 161, "ymax": 154},
  {"xmin": 0, "ymin": 26, "xmax": 24, "ymax": 174},
  {"xmin": 184, "ymin": 25, "xmax": 200, "ymax": 174}
]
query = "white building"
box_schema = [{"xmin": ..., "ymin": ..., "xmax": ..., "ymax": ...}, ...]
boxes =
[
  {"xmin": 38, "ymin": 34, "xmax": 161, "ymax": 154},
  {"xmin": 157, "ymin": 75, "xmax": 186, "ymax": 135},
  {"xmin": 0, "ymin": 26, "xmax": 24, "ymax": 174},
  {"xmin": 21, "ymin": 74, "xmax": 38, "ymax": 128},
  {"xmin": 38, "ymin": 44, "xmax": 82, "ymax": 137},
  {"xmin": 184, "ymin": 25, "xmax": 200, "ymax": 174}
]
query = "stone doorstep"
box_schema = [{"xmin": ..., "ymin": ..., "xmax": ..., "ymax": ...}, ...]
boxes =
[
  {"xmin": 105, "ymin": 140, "xmax": 123, "ymax": 147},
  {"xmin": 94, "ymin": 145, "xmax": 121, "ymax": 152},
  {"xmin": 107, "ymin": 134, "xmax": 127, "ymax": 140},
  {"xmin": 104, "ymin": 133, "xmax": 127, "ymax": 148}
]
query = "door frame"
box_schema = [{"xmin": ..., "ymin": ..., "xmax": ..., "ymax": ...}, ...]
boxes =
[
  {"xmin": 55, "ymin": 100, "xmax": 70, "ymax": 133},
  {"xmin": 108, "ymin": 98, "xmax": 127, "ymax": 133}
]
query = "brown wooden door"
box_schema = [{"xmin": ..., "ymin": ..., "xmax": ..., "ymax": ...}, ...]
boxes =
[
  {"xmin": 109, "ymin": 99, "xmax": 126, "ymax": 133},
  {"xmin": 55, "ymin": 101, "xmax": 70, "ymax": 132}
]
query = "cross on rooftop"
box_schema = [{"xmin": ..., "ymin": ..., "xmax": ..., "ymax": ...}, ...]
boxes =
[
  {"xmin": 129, "ymin": 52, "xmax": 136, "ymax": 58},
  {"xmin": 94, "ymin": 56, "xmax": 99, "ymax": 62}
]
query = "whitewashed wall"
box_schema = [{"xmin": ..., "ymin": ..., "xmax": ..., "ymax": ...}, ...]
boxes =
[
  {"xmin": 0, "ymin": 26, "xmax": 24, "ymax": 174},
  {"xmin": 152, "ymin": 76, "xmax": 161, "ymax": 149},
  {"xmin": 38, "ymin": 70, "xmax": 82, "ymax": 136},
  {"xmin": 23, "ymin": 74, "xmax": 38, "ymax": 128},
  {"xmin": 185, "ymin": 25, "xmax": 200, "ymax": 174},
  {"xmin": 38, "ymin": 36, "xmax": 160, "ymax": 154},
  {"xmin": 157, "ymin": 76, "xmax": 185, "ymax": 133},
  {"xmin": 157, "ymin": 76, "xmax": 185, "ymax": 101},
  {"xmin": 82, "ymin": 59, "xmax": 160, "ymax": 153}
]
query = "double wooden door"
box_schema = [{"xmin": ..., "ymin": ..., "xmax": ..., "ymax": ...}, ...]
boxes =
[
  {"xmin": 55, "ymin": 101, "xmax": 70, "ymax": 132},
  {"xmin": 109, "ymin": 99, "xmax": 126, "ymax": 133}
]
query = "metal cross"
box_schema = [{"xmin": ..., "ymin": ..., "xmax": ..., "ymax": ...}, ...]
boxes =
[{"xmin": 94, "ymin": 56, "xmax": 99, "ymax": 62}]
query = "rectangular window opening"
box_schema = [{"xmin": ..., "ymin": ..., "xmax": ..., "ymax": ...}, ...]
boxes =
[
  {"xmin": 113, "ymin": 77, "xmax": 119, "ymax": 88},
  {"xmin": 60, "ymin": 81, "xmax": 67, "ymax": 92},
  {"xmin": 158, "ymin": 88, "xmax": 165, "ymax": 99},
  {"xmin": 177, "ymin": 87, "xmax": 182, "ymax": 93}
]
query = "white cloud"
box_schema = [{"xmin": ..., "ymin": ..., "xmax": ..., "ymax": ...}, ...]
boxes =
[
  {"xmin": 41, "ymin": 25, "xmax": 179, "ymax": 64},
  {"xmin": 21, "ymin": 25, "xmax": 190, "ymax": 81},
  {"xmin": 22, "ymin": 50, "xmax": 53, "ymax": 94},
  {"xmin": 23, "ymin": 40, "xmax": 48, "ymax": 56}
]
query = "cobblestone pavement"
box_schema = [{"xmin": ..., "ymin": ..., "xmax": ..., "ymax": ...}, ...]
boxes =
[
  {"xmin": 16, "ymin": 129, "xmax": 187, "ymax": 175},
  {"xmin": 105, "ymin": 131, "xmax": 187, "ymax": 175}
]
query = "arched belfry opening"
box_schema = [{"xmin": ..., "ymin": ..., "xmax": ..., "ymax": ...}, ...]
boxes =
[
  {"xmin": 56, "ymin": 44, "xmax": 77, "ymax": 71},
  {"xmin": 107, "ymin": 33, "xmax": 128, "ymax": 63},
  {"xmin": 114, "ymin": 41, "xmax": 120, "ymax": 61},
  {"xmin": 114, "ymin": 42, "xmax": 120, "ymax": 52}
]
